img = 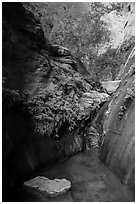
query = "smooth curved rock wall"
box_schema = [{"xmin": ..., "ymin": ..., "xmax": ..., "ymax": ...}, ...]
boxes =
[
  {"xmin": 100, "ymin": 78, "xmax": 135, "ymax": 189},
  {"xmin": 100, "ymin": 46, "xmax": 135, "ymax": 190}
]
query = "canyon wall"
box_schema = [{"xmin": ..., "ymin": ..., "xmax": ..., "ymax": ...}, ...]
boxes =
[
  {"xmin": 2, "ymin": 2, "xmax": 135, "ymax": 196},
  {"xmin": 91, "ymin": 42, "xmax": 135, "ymax": 190},
  {"xmin": 2, "ymin": 2, "xmax": 107, "ymax": 187}
]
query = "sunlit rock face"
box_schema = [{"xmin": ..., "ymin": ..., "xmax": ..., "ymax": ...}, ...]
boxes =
[{"xmin": 99, "ymin": 3, "xmax": 135, "ymax": 54}]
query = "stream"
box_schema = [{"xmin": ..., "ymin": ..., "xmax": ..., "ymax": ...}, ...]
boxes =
[{"xmin": 9, "ymin": 148, "xmax": 134, "ymax": 202}]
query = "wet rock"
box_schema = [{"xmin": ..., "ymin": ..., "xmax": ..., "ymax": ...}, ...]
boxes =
[{"xmin": 24, "ymin": 176, "xmax": 71, "ymax": 197}]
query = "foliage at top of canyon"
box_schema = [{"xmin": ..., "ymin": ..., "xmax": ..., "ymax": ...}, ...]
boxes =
[{"xmin": 28, "ymin": 2, "xmax": 134, "ymax": 81}]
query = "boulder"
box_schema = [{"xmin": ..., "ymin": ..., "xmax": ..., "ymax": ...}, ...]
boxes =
[
  {"xmin": 101, "ymin": 80, "xmax": 121, "ymax": 94},
  {"xmin": 24, "ymin": 176, "xmax": 71, "ymax": 197}
]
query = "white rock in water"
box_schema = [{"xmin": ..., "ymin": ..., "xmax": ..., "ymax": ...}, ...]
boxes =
[{"xmin": 24, "ymin": 176, "xmax": 71, "ymax": 197}]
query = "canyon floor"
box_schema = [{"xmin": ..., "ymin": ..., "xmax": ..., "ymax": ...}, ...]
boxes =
[{"xmin": 8, "ymin": 148, "xmax": 134, "ymax": 202}]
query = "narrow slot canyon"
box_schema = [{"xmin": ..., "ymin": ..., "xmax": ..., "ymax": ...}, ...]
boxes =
[{"xmin": 2, "ymin": 2, "xmax": 135, "ymax": 202}]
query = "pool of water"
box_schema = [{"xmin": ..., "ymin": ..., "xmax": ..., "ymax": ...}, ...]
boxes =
[{"xmin": 5, "ymin": 148, "xmax": 134, "ymax": 202}]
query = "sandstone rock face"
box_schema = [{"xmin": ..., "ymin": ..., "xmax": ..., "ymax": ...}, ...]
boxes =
[
  {"xmin": 24, "ymin": 176, "xmax": 71, "ymax": 197},
  {"xmin": 101, "ymin": 74, "xmax": 135, "ymax": 190},
  {"xmin": 91, "ymin": 44, "xmax": 135, "ymax": 191}
]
